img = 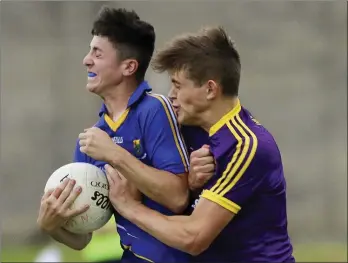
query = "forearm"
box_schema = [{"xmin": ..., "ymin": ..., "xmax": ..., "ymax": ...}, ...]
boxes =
[
  {"xmin": 48, "ymin": 227, "xmax": 92, "ymax": 251},
  {"xmin": 121, "ymin": 203, "xmax": 197, "ymax": 254},
  {"xmin": 109, "ymin": 148, "xmax": 189, "ymax": 213}
]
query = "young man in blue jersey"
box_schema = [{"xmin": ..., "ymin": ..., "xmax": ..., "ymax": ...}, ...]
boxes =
[
  {"xmin": 37, "ymin": 7, "xmax": 214, "ymax": 263},
  {"xmin": 105, "ymin": 26, "xmax": 295, "ymax": 262}
]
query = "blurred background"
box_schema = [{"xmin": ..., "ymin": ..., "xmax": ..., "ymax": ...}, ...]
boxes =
[{"xmin": 1, "ymin": 1, "xmax": 347, "ymax": 262}]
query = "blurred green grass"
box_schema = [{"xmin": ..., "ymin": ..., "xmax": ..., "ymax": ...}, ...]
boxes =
[
  {"xmin": 293, "ymin": 242, "xmax": 347, "ymax": 262},
  {"xmin": 2, "ymin": 242, "xmax": 347, "ymax": 262},
  {"xmin": 1, "ymin": 244, "xmax": 85, "ymax": 262}
]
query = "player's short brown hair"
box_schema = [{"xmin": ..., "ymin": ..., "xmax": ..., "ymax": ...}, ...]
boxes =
[
  {"xmin": 92, "ymin": 6, "xmax": 155, "ymax": 82},
  {"xmin": 152, "ymin": 26, "xmax": 241, "ymax": 96}
]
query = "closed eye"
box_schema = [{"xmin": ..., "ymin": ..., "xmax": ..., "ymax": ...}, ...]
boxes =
[{"xmin": 91, "ymin": 46, "xmax": 103, "ymax": 58}]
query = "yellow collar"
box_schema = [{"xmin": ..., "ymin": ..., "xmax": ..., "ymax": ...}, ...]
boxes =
[{"xmin": 209, "ymin": 99, "xmax": 241, "ymax": 137}]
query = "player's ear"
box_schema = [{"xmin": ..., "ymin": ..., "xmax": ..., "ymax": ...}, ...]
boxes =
[
  {"xmin": 205, "ymin": 80, "xmax": 218, "ymax": 100},
  {"xmin": 122, "ymin": 59, "xmax": 138, "ymax": 77}
]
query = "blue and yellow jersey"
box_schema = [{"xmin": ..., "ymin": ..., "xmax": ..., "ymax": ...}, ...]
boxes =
[
  {"xmin": 191, "ymin": 99, "xmax": 294, "ymax": 262},
  {"xmin": 74, "ymin": 81, "xmax": 190, "ymax": 263}
]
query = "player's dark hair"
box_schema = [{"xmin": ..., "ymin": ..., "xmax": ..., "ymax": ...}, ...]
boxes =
[
  {"xmin": 92, "ymin": 7, "xmax": 155, "ymax": 82},
  {"xmin": 152, "ymin": 26, "xmax": 241, "ymax": 97}
]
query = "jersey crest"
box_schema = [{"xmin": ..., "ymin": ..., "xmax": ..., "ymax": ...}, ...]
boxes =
[{"xmin": 133, "ymin": 139, "xmax": 146, "ymax": 159}]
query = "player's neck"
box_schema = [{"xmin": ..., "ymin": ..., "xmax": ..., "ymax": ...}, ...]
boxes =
[
  {"xmin": 102, "ymin": 80, "xmax": 138, "ymax": 121},
  {"xmin": 200, "ymin": 97, "xmax": 238, "ymax": 133}
]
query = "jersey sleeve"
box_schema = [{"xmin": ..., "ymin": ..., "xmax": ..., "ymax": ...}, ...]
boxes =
[
  {"xmin": 73, "ymin": 139, "xmax": 89, "ymax": 163},
  {"xmin": 142, "ymin": 94, "xmax": 189, "ymax": 174},
  {"xmin": 201, "ymin": 134, "xmax": 266, "ymax": 214}
]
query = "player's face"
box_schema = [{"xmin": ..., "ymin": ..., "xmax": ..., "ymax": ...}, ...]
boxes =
[
  {"xmin": 169, "ymin": 71, "xmax": 211, "ymax": 126},
  {"xmin": 83, "ymin": 36, "xmax": 123, "ymax": 95}
]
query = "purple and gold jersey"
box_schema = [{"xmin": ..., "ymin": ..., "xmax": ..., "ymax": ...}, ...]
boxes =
[{"xmin": 193, "ymin": 99, "xmax": 294, "ymax": 262}]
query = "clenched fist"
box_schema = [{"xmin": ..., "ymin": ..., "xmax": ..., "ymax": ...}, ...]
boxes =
[
  {"xmin": 79, "ymin": 127, "xmax": 119, "ymax": 162},
  {"xmin": 189, "ymin": 145, "xmax": 215, "ymax": 191}
]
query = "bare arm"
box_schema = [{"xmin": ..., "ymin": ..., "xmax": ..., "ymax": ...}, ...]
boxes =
[
  {"xmin": 116, "ymin": 193, "xmax": 234, "ymax": 256},
  {"xmin": 106, "ymin": 164, "xmax": 234, "ymax": 255},
  {"xmin": 47, "ymin": 228, "xmax": 92, "ymax": 251},
  {"xmin": 109, "ymin": 147, "xmax": 189, "ymax": 214},
  {"xmin": 109, "ymin": 139, "xmax": 215, "ymax": 213},
  {"xmin": 79, "ymin": 129, "xmax": 190, "ymax": 213},
  {"xmin": 37, "ymin": 179, "xmax": 91, "ymax": 251}
]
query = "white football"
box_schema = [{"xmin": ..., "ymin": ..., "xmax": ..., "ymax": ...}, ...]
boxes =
[{"xmin": 44, "ymin": 162, "xmax": 113, "ymax": 234}]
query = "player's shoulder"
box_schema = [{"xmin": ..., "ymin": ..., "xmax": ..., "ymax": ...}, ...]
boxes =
[
  {"xmin": 137, "ymin": 92, "xmax": 172, "ymax": 114},
  {"xmin": 93, "ymin": 118, "xmax": 104, "ymax": 128},
  {"xmin": 243, "ymin": 110, "xmax": 282, "ymax": 168},
  {"xmin": 240, "ymin": 107, "xmax": 280, "ymax": 154},
  {"xmin": 212, "ymin": 107, "xmax": 281, "ymax": 165}
]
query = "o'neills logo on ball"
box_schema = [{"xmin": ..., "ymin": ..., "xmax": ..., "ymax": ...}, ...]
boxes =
[
  {"xmin": 90, "ymin": 181, "xmax": 109, "ymax": 190},
  {"xmin": 91, "ymin": 191, "xmax": 111, "ymax": 210},
  {"xmin": 60, "ymin": 174, "xmax": 70, "ymax": 183}
]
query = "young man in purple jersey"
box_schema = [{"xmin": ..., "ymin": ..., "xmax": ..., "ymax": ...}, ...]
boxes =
[{"xmin": 105, "ymin": 26, "xmax": 295, "ymax": 262}]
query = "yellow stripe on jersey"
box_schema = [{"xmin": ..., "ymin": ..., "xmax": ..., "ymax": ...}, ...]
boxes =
[
  {"xmin": 201, "ymin": 189, "xmax": 241, "ymax": 214},
  {"xmin": 209, "ymin": 99, "xmax": 241, "ymax": 137},
  {"xmin": 148, "ymin": 93, "xmax": 189, "ymax": 172},
  {"xmin": 130, "ymin": 249, "xmax": 154, "ymax": 263},
  {"xmin": 214, "ymin": 118, "xmax": 251, "ymax": 195},
  {"xmin": 104, "ymin": 108, "xmax": 130, "ymax": 132},
  {"xmin": 210, "ymin": 117, "xmax": 247, "ymax": 194},
  {"xmin": 121, "ymin": 243, "xmax": 154, "ymax": 262},
  {"xmin": 219, "ymin": 114, "xmax": 258, "ymax": 197},
  {"xmin": 211, "ymin": 114, "xmax": 258, "ymax": 197},
  {"xmin": 209, "ymin": 119, "xmax": 243, "ymax": 193}
]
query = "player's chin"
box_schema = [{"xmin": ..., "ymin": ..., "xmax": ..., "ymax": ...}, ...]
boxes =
[
  {"xmin": 177, "ymin": 113, "xmax": 188, "ymax": 125},
  {"xmin": 86, "ymin": 83, "xmax": 99, "ymax": 94}
]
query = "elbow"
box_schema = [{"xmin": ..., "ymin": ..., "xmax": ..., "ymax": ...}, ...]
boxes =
[
  {"xmin": 179, "ymin": 226, "xmax": 210, "ymax": 256},
  {"xmin": 150, "ymin": 184, "xmax": 189, "ymax": 214},
  {"xmin": 183, "ymin": 235, "xmax": 209, "ymax": 256},
  {"xmin": 68, "ymin": 242, "xmax": 87, "ymax": 251},
  {"xmin": 72, "ymin": 245, "xmax": 85, "ymax": 251},
  {"xmin": 169, "ymin": 190, "xmax": 190, "ymax": 214},
  {"xmin": 55, "ymin": 240, "xmax": 86, "ymax": 251},
  {"xmin": 188, "ymin": 248, "xmax": 206, "ymax": 257},
  {"xmin": 73, "ymin": 242, "xmax": 88, "ymax": 251},
  {"xmin": 72, "ymin": 233, "xmax": 92, "ymax": 251}
]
